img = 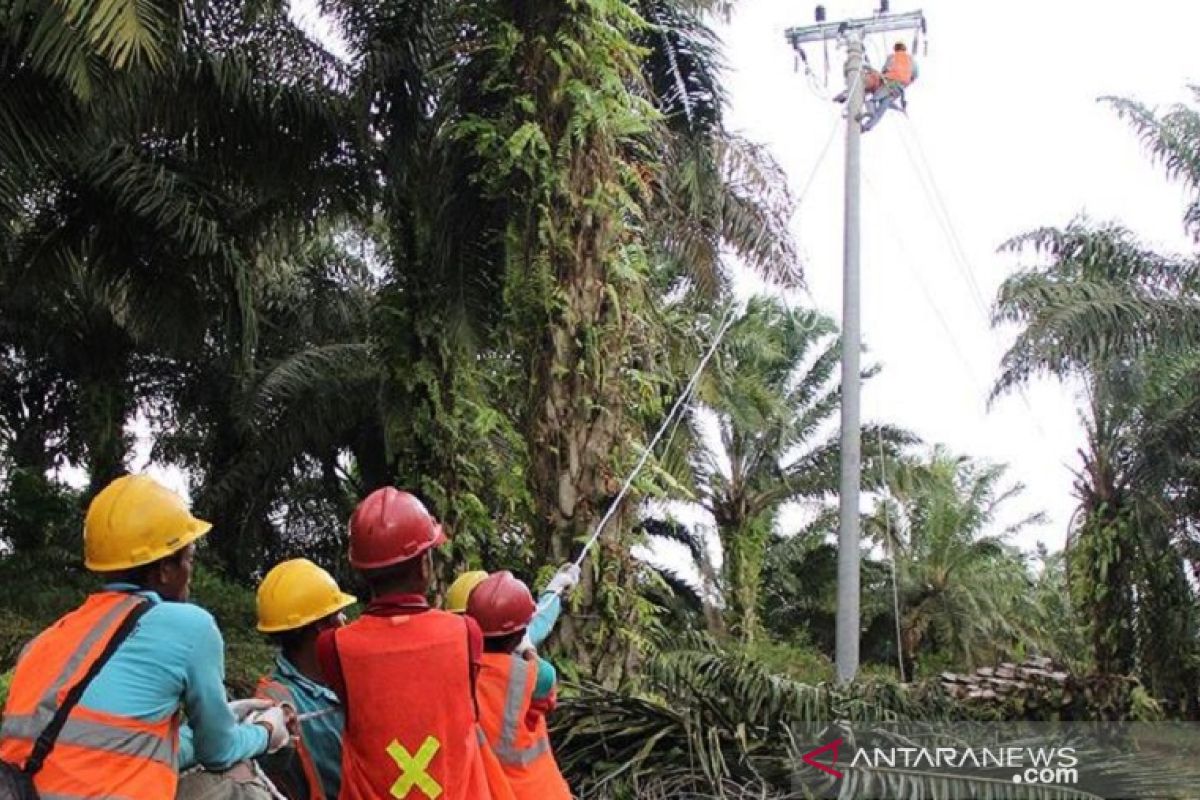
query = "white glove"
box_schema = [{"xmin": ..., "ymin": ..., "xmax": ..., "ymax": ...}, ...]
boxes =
[
  {"xmin": 228, "ymin": 698, "xmax": 273, "ymax": 722},
  {"xmin": 248, "ymin": 706, "xmax": 292, "ymax": 754},
  {"xmin": 545, "ymin": 563, "xmax": 581, "ymax": 596},
  {"xmin": 515, "ymin": 634, "xmax": 537, "ymax": 658}
]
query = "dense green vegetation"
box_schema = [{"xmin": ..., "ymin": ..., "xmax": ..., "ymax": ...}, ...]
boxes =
[{"xmin": 3, "ymin": 1, "xmax": 1200, "ymax": 796}]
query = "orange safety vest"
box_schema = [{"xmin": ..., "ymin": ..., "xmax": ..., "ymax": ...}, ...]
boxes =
[
  {"xmin": 476, "ymin": 729, "xmax": 518, "ymax": 800},
  {"xmin": 884, "ymin": 51, "xmax": 914, "ymax": 85},
  {"xmin": 475, "ymin": 653, "xmax": 571, "ymax": 800},
  {"xmin": 256, "ymin": 677, "xmax": 326, "ymax": 800},
  {"xmin": 0, "ymin": 592, "xmax": 180, "ymax": 799},
  {"xmin": 334, "ymin": 610, "xmax": 493, "ymax": 800}
]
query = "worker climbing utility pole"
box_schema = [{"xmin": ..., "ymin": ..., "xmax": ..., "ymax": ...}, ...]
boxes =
[{"xmin": 785, "ymin": 4, "xmax": 926, "ymax": 685}]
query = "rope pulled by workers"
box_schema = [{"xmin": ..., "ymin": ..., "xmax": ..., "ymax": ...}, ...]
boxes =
[{"xmin": 561, "ymin": 304, "xmax": 742, "ymax": 581}]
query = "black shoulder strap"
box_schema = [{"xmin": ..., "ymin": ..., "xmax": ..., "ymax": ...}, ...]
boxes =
[{"xmin": 23, "ymin": 599, "xmax": 152, "ymax": 776}]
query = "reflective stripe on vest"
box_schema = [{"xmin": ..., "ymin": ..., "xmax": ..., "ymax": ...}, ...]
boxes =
[
  {"xmin": 0, "ymin": 593, "xmax": 178, "ymax": 800},
  {"xmin": 25, "ymin": 595, "xmax": 142, "ymax": 731},
  {"xmin": 475, "ymin": 653, "xmax": 571, "ymax": 800},
  {"xmin": 493, "ymin": 658, "xmax": 549, "ymax": 767},
  {"xmin": 476, "ymin": 729, "xmax": 519, "ymax": 800},
  {"xmin": 0, "ymin": 714, "xmax": 174, "ymax": 767}
]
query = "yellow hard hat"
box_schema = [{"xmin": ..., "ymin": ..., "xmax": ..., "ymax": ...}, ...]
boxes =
[
  {"xmin": 84, "ymin": 475, "xmax": 212, "ymax": 572},
  {"xmin": 257, "ymin": 558, "xmax": 357, "ymax": 633},
  {"xmin": 445, "ymin": 570, "xmax": 489, "ymax": 614}
]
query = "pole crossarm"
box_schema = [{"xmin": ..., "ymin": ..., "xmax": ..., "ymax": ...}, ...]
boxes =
[{"xmin": 785, "ymin": 9, "xmax": 924, "ymax": 47}]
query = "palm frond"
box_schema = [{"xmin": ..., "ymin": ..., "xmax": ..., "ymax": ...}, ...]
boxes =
[
  {"xmin": 993, "ymin": 222, "xmax": 1200, "ymax": 395},
  {"xmin": 1104, "ymin": 94, "xmax": 1200, "ymax": 239},
  {"xmin": 555, "ymin": 644, "xmax": 1001, "ymax": 799},
  {"xmin": 640, "ymin": 516, "xmax": 707, "ymax": 568}
]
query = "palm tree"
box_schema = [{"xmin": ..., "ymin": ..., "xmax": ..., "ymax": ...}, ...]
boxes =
[
  {"xmin": 757, "ymin": 515, "xmax": 900, "ymax": 667},
  {"xmin": 647, "ymin": 297, "xmax": 908, "ymax": 642},
  {"xmin": 0, "ymin": 0, "xmax": 185, "ymax": 227},
  {"xmin": 992, "ymin": 90, "xmax": 1200, "ymax": 385},
  {"xmin": 866, "ymin": 448, "xmax": 1046, "ymax": 677},
  {"xmin": 0, "ymin": 0, "xmax": 193, "ymax": 495},
  {"xmin": 1, "ymin": 0, "xmax": 350, "ymax": 502},
  {"xmin": 636, "ymin": 0, "xmax": 801, "ymax": 297},
  {"xmin": 994, "ymin": 91, "xmax": 1200, "ymax": 710},
  {"xmin": 430, "ymin": 0, "xmax": 810, "ymax": 681},
  {"xmin": 151, "ymin": 227, "xmax": 383, "ymax": 576},
  {"xmin": 294, "ymin": 0, "xmax": 532, "ymax": 590}
]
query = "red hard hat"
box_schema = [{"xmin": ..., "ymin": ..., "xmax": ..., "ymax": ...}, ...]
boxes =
[
  {"xmin": 466, "ymin": 571, "xmax": 537, "ymax": 637},
  {"xmin": 348, "ymin": 488, "xmax": 446, "ymax": 570}
]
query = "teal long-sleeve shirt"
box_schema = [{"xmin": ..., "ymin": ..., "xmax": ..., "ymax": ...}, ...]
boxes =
[
  {"xmin": 527, "ymin": 591, "xmax": 561, "ymax": 649},
  {"xmin": 72, "ymin": 584, "xmax": 269, "ymax": 771},
  {"xmin": 528, "ymin": 591, "xmax": 562, "ymax": 699}
]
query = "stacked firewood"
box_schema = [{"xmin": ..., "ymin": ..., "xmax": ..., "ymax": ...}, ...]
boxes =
[{"xmin": 939, "ymin": 656, "xmax": 1070, "ymax": 703}]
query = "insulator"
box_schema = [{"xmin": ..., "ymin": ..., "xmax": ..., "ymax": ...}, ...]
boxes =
[
  {"xmin": 880, "ymin": 0, "xmax": 890, "ymax": 12},
  {"xmin": 815, "ymin": 5, "xmax": 827, "ymax": 22}
]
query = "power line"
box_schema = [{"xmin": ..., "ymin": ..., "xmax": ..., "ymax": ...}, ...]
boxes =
[
  {"xmin": 896, "ymin": 117, "xmax": 993, "ymax": 319},
  {"xmin": 890, "ymin": 114, "xmax": 1052, "ymax": 438},
  {"xmin": 790, "ymin": 67, "xmax": 868, "ymax": 314},
  {"xmin": 861, "ymin": 171, "xmax": 993, "ymax": 400},
  {"xmin": 796, "ymin": 108, "xmax": 844, "ymax": 210}
]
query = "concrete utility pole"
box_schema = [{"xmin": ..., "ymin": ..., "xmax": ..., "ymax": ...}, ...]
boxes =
[{"xmin": 785, "ymin": 5, "xmax": 926, "ymax": 685}]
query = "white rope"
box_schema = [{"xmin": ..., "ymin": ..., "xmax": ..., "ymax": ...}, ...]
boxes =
[
  {"xmin": 563, "ymin": 305, "xmax": 741, "ymax": 580},
  {"xmin": 252, "ymin": 760, "xmax": 289, "ymax": 800},
  {"xmin": 296, "ymin": 707, "xmax": 339, "ymax": 722},
  {"xmin": 895, "ymin": 117, "xmax": 990, "ymax": 319}
]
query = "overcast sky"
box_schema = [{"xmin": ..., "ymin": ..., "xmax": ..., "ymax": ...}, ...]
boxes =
[{"xmin": 714, "ymin": 0, "xmax": 1200, "ymax": 551}]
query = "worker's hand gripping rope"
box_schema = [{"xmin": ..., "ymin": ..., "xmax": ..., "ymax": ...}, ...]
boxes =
[
  {"xmin": 227, "ymin": 698, "xmax": 274, "ymax": 722},
  {"xmin": 544, "ymin": 563, "xmax": 581, "ymax": 596},
  {"xmin": 514, "ymin": 636, "xmax": 538, "ymax": 659},
  {"xmin": 247, "ymin": 705, "xmax": 294, "ymax": 754}
]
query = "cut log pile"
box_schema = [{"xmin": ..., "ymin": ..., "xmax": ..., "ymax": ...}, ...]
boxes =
[{"xmin": 939, "ymin": 656, "xmax": 1072, "ymax": 706}]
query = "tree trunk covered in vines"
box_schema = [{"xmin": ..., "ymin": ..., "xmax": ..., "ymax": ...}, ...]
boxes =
[
  {"xmin": 529, "ymin": 256, "xmax": 634, "ymax": 682},
  {"xmin": 1072, "ymin": 506, "xmax": 1137, "ymax": 676},
  {"xmin": 721, "ymin": 515, "xmax": 771, "ymax": 644},
  {"xmin": 463, "ymin": 0, "xmax": 657, "ymax": 684}
]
